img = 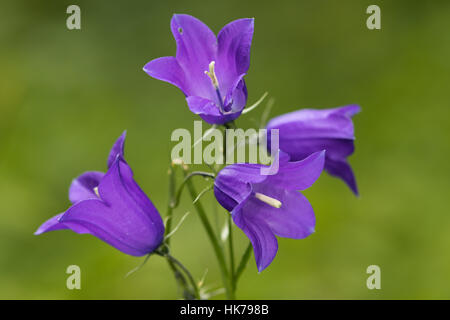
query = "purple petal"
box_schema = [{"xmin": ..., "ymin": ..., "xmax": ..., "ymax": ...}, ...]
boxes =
[
  {"xmin": 325, "ymin": 158, "xmax": 359, "ymax": 196},
  {"xmin": 266, "ymin": 106, "xmax": 360, "ymax": 195},
  {"xmin": 232, "ymin": 203, "xmax": 278, "ymax": 272},
  {"xmin": 223, "ymin": 73, "xmax": 247, "ymax": 113},
  {"xmin": 115, "ymin": 159, "xmax": 165, "ymax": 226},
  {"xmin": 107, "ymin": 131, "xmax": 126, "ymax": 169},
  {"xmin": 214, "ymin": 163, "xmax": 267, "ymax": 211},
  {"xmin": 170, "ymin": 14, "xmax": 217, "ymax": 99},
  {"xmin": 334, "ymin": 104, "xmax": 361, "ymax": 117},
  {"xmin": 266, "ymin": 105, "xmax": 361, "ymax": 140},
  {"xmin": 59, "ymin": 158, "xmax": 164, "ymax": 256},
  {"xmin": 266, "ymin": 150, "xmax": 325, "ymax": 191},
  {"xmin": 34, "ymin": 213, "xmax": 90, "ymax": 235},
  {"xmin": 249, "ymin": 184, "xmax": 316, "ymax": 239},
  {"xmin": 186, "ymin": 96, "xmax": 243, "ymax": 125},
  {"xmin": 143, "ymin": 57, "xmax": 188, "ymax": 95},
  {"xmin": 69, "ymin": 171, "xmax": 104, "ymax": 204},
  {"xmin": 216, "ymin": 18, "xmax": 254, "ymax": 94},
  {"xmin": 276, "ymin": 137, "xmax": 355, "ymax": 162}
]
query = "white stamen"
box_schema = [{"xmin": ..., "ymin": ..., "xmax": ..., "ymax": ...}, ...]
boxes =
[
  {"xmin": 93, "ymin": 187, "xmax": 100, "ymax": 198},
  {"xmin": 204, "ymin": 61, "xmax": 219, "ymax": 88},
  {"xmin": 254, "ymin": 192, "xmax": 282, "ymax": 208}
]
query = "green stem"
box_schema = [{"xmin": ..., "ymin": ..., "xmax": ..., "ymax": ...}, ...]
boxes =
[
  {"xmin": 235, "ymin": 242, "xmax": 253, "ymax": 283},
  {"xmin": 165, "ymin": 255, "xmax": 195, "ymax": 299},
  {"xmin": 172, "ymin": 171, "xmax": 215, "ymax": 208},
  {"xmin": 165, "ymin": 166, "xmax": 177, "ymax": 244},
  {"xmin": 228, "ymin": 214, "xmax": 236, "ymax": 299},
  {"xmin": 164, "ymin": 165, "xmax": 198, "ymax": 299},
  {"xmin": 165, "ymin": 253, "xmax": 200, "ymax": 299},
  {"xmin": 185, "ymin": 175, "xmax": 232, "ymax": 299}
]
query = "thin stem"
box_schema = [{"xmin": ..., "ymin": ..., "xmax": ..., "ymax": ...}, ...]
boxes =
[
  {"xmin": 165, "ymin": 256, "xmax": 194, "ymax": 299},
  {"xmin": 165, "ymin": 253, "xmax": 200, "ymax": 299},
  {"xmin": 228, "ymin": 214, "xmax": 236, "ymax": 299},
  {"xmin": 185, "ymin": 175, "xmax": 232, "ymax": 298},
  {"xmin": 193, "ymin": 184, "xmax": 213, "ymax": 204},
  {"xmin": 165, "ymin": 165, "xmax": 177, "ymax": 244},
  {"xmin": 163, "ymin": 165, "xmax": 196, "ymax": 299},
  {"xmin": 259, "ymin": 97, "xmax": 275, "ymax": 128},
  {"xmin": 242, "ymin": 91, "xmax": 268, "ymax": 115},
  {"xmin": 172, "ymin": 171, "xmax": 215, "ymax": 208},
  {"xmin": 235, "ymin": 242, "xmax": 253, "ymax": 283}
]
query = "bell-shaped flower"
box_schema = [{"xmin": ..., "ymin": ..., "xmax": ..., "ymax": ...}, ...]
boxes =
[
  {"xmin": 266, "ymin": 105, "xmax": 361, "ymax": 195},
  {"xmin": 35, "ymin": 132, "xmax": 165, "ymax": 256},
  {"xmin": 144, "ymin": 14, "xmax": 254, "ymax": 125},
  {"xmin": 214, "ymin": 151, "xmax": 325, "ymax": 271}
]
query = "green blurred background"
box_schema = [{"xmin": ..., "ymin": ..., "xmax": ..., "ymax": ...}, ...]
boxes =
[{"xmin": 1, "ymin": 0, "xmax": 449, "ymax": 299}]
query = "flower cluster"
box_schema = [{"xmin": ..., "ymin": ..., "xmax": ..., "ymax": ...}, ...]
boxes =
[{"xmin": 36, "ymin": 14, "xmax": 360, "ymax": 298}]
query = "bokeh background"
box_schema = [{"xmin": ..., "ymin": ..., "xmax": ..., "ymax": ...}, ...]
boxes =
[{"xmin": 1, "ymin": 0, "xmax": 449, "ymax": 299}]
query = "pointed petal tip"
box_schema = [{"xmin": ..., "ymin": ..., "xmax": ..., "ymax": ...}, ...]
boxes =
[
  {"xmin": 341, "ymin": 104, "xmax": 361, "ymax": 117},
  {"xmin": 314, "ymin": 150, "xmax": 326, "ymax": 171},
  {"xmin": 257, "ymin": 263, "xmax": 269, "ymax": 273},
  {"xmin": 142, "ymin": 59, "xmax": 157, "ymax": 75},
  {"xmin": 171, "ymin": 13, "xmax": 200, "ymax": 26},
  {"xmin": 319, "ymin": 149, "xmax": 326, "ymax": 157},
  {"xmin": 142, "ymin": 58, "xmax": 170, "ymax": 76}
]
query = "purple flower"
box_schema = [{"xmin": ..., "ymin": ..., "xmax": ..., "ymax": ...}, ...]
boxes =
[
  {"xmin": 214, "ymin": 151, "xmax": 325, "ymax": 271},
  {"xmin": 143, "ymin": 14, "xmax": 254, "ymax": 125},
  {"xmin": 35, "ymin": 132, "xmax": 165, "ymax": 256},
  {"xmin": 266, "ymin": 105, "xmax": 361, "ymax": 195}
]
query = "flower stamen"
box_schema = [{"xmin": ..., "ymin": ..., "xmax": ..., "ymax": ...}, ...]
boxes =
[
  {"xmin": 93, "ymin": 187, "xmax": 100, "ymax": 198},
  {"xmin": 205, "ymin": 61, "xmax": 219, "ymax": 88},
  {"xmin": 205, "ymin": 61, "xmax": 228, "ymax": 114},
  {"xmin": 254, "ymin": 192, "xmax": 282, "ymax": 208}
]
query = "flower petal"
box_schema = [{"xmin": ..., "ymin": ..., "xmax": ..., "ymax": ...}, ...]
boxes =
[
  {"xmin": 276, "ymin": 137, "xmax": 355, "ymax": 162},
  {"xmin": 217, "ymin": 18, "xmax": 254, "ymax": 90},
  {"xmin": 249, "ymin": 184, "xmax": 316, "ymax": 239},
  {"xmin": 107, "ymin": 131, "xmax": 127, "ymax": 169},
  {"xmin": 171, "ymin": 14, "xmax": 217, "ymax": 98},
  {"xmin": 68, "ymin": 171, "xmax": 104, "ymax": 204},
  {"xmin": 223, "ymin": 73, "xmax": 247, "ymax": 113},
  {"xmin": 232, "ymin": 204, "xmax": 278, "ymax": 272},
  {"xmin": 143, "ymin": 57, "xmax": 188, "ymax": 95},
  {"xmin": 60, "ymin": 158, "xmax": 164, "ymax": 256},
  {"xmin": 266, "ymin": 150, "xmax": 325, "ymax": 191},
  {"xmin": 186, "ymin": 96, "xmax": 243, "ymax": 125},
  {"xmin": 115, "ymin": 159, "xmax": 165, "ymax": 227},
  {"xmin": 34, "ymin": 213, "xmax": 90, "ymax": 235},
  {"xmin": 214, "ymin": 163, "xmax": 267, "ymax": 210},
  {"xmin": 325, "ymin": 158, "xmax": 359, "ymax": 196},
  {"xmin": 267, "ymin": 105, "xmax": 361, "ymax": 140}
]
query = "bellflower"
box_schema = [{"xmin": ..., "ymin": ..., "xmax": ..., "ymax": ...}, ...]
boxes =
[
  {"xmin": 144, "ymin": 14, "xmax": 254, "ymax": 125},
  {"xmin": 214, "ymin": 151, "xmax": 325, "ymax": 271},
  {"xmin": 266, "ymin": 105, "xmax": 361, "ymax": 195},
  {"xmin": 35, "ymin": 132, "xmax": 165, "ymax": 256}
]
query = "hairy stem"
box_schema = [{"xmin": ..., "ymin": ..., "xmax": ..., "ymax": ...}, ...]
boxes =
[{"xmin": 185, "ymin": 175, "xmax": 232, "ymax": 299}]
